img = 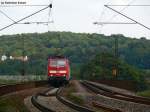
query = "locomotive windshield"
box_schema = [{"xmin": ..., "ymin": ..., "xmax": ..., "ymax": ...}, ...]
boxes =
[{"xmin": 50, "ymin": 60, "xmax": 66, "ymax": 67}]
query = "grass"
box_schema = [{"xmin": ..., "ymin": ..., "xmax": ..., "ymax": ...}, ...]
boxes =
[
  {"xmin": 64, "ymin": 81, "xmax": 84, "ymax": 105},
  {"xmin": 0, "ymin": 95, "xmax": 29, "ymax": 112},
  {"xmin": 67, "ymin": 93, "xmax": 84, "ymax": 105},
  {"xmin": 62, "ymin": 81, "xmax": 76, "ymax": 96},
  {"xmin": 137, "ymin": 90, "xmax": 150, "ymax": 98},
  {"xmin": 0, "ymin": 75, "xmax": 47, "ymax": 85},
  {"xmin": 0, "ymin": 79, "xmax": 19, "ymax": 85}
]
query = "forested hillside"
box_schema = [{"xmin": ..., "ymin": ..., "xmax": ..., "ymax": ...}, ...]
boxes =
[
  {"xmin": 80, "ymin": 53, "xmax": 147, "ymax": 91},
  {"xmin": 0, "ymin": 32, "xmax": 149, "ymax": 76}
]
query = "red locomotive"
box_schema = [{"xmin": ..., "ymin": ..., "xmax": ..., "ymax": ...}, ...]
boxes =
[{"xmin": 47, "ymin": 56, "xmax": 70, "ymax": 87}]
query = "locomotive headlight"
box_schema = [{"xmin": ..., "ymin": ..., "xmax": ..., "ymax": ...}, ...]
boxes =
[
  {"xmin": 59, "ymin": 71, "xmax": 67, "ymax": 73},
  {"xmin": 49, "ymin": 70, "xmax": 57, "ymax": 73}
]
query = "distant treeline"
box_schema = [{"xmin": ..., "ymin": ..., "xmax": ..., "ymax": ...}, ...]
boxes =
[
  {"xmin": 80, "ymin": 53, "xmax": 147, "ymax": 91},
  {"xmin": 0, "ymin": 32, "xmax": 149, "ymax": 76}
]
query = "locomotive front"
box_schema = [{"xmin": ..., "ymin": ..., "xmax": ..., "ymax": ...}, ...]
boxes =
[{"xmin": 47, "ymin": 56, "xmax": 70, "ymax": 87}]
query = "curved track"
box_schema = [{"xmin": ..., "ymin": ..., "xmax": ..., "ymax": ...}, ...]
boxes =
[
  {"xmin": 81, "ymin": 81, "xmax": 123, "ymax": 112},
  {"xmin": 56, "ymin": 88, "xmax": 94, "ymax": 112},
  {"xmin": 31, "ymin": 88, "xmax": 55, "ymax": 112},
  {"xmin": 82, "ymin": 81, "xmax": 150, "ymax": 105},
  {"xmin": 31, "ymin": 87, "xmax": 95, "ymax": 112}
]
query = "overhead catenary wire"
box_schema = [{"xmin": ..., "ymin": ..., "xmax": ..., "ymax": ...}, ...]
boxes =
[
  {"xmin": 99, "ymin": 1, "xmax": 111, "ymax": 21},
  {"xmin": 98, "ymin": 0, "xmax": 111, "ymax": 33},
  {"xmin": 0, "ymin": 5, "xmax": 49, "ymax": 7},
  {"xmin": 94, "ymin": 0, "xmax": 136, "ymax": 28},
  {"xmin": 94, "ymin": 22, "xmax": 136, "ymax": 25},
  {"xmin": 0, "ymin": 10, "xmax": 16, "ymax": 22},
  {"xmin": 107, "ymin": 5, "xmax": 150, "ymax": 6},
  {"xmin": 107, "ymin": 0, "xmax": 136, "ymax": 22},
  {"xmin": 0, "ymin": 6, "xmax": 53, "ymax": 25},
  {"xmin": 104, "ymin": 5, "xmax": 150, "ymax": 31},
  {"xmin": 97, "ymin": 0, "xmax": 135, "ymax": 33},
  {"xmin": 0, "ymin": 3, "xmax": 53, "ymax": 76},
  {"xmin": 17, "ymin": 21, "xmax": 54, "ymax": 25},
  {"xmin": 0, "ymin": 4, "xmax": 52, "ymax": 32}
]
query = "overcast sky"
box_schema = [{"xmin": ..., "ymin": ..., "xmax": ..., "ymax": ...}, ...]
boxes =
[{"xmin": 0, "ymin": 0, "xmax": 150, "ymax": 39}]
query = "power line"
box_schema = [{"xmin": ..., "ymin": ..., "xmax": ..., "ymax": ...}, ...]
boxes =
[
  {"xmin": 0, "ymin": 5, "xmax": 49, "ymax": 7},
  {"xmin": 98, "ymin": 0, "xmax": 111, "ymax": 33},
  {"xmin": 0, "ymin": 9, "xmax": 53, "ymax": 25},
  {"xmin": 0, "ymin": 10, "xmax": 53, "ymax": 25},
  {"xmin": 107, "ymin": 0, "xmax": 136, "ymax": 22},
  {"xmin": 107, "ymin": 5, "xmax": 150, "ymax": 6},
  {"xmin": 17, "ymin": 21, "xmax": 54, "ymax": 25},
  {"xmin": 99, "ymin": 0, "xmax": 111, "ymax": 21},
  {"xmin": 94, "ymin": 22, "xmax": 136, "ymax": 25},
  {"xmin": 104, "ymin": 5, "xmax": 150, "ymax": 31},
  {"xmin": 0, "ymin": 4, "xmax": 52, "ymax": 31},
  {"xmin": 0, "ymin": 10, "xmax": 16, "ymax": 22},
  {"xmin": 97, "ymin": 0, "xmax": 136, "ymax": 33}
]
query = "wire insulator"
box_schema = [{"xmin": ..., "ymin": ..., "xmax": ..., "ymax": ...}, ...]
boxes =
[{"xmin": 49, "ymin": 4, "xmax": 52, "ymax": 8}]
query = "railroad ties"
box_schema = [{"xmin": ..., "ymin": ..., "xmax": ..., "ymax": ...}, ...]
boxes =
[
  {"xmin": 81, "ymin": 80, "xmax": 150, "ymax": 112},
  {"xmin": 82, "ymin": 80, "xmax": 150, "ymax": 105},
  {"xmin": 31, "ymin": 87, "xmax": 95, "ymax": 112}
]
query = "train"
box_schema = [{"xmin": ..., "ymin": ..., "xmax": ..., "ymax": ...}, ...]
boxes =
[{"xmin": 47, "ymin": 56, "xmax": 70, "ymax": 87}]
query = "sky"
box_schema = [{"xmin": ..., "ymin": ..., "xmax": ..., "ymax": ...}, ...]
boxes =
[{"xmin": 0, "ymin": 0, "xmax": 150, "ymax": 39}]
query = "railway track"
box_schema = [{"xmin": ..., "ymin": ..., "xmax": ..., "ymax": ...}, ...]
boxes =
[
  {"xmin": 31, "ymin": 88, "xmax": 55, "ymax": 112},
  {"xmin": 80, "ymin": 81, "xmax": 123, "ymax": 112},
  {"xmin": 82, "ymin": 80, "xmax": 150, "ymax": 106},
  {"xmin": 92, "ymin": 102, "xmax": 121, "ymax": 112},
  {"xmin": 85, "ymin": 81, "xmax": 150, "ymax": 101},
  {"xmin": 0, "ymin": 80, "xmax": 48, "ymax": 96},
  {"xmin": 31, "ymin": 87, "xmax": 95, "ymax": 112}
]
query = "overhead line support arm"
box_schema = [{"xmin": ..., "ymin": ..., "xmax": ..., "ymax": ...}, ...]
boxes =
[
  {"xmin": 0, "ymin": 4, "xmax": 52, "ymax": 32},
  {"xmin": 104, "ymin": 5, "xmax": 150, "ymax": 31}
]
